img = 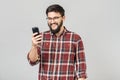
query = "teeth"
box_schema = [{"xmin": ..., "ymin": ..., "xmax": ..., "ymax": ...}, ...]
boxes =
[{"xmin": 52, "ymin": 24, "xmax": 57, "ymax": 27}]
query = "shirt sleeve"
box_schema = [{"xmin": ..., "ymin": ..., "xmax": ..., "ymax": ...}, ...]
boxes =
[
  {"xmin": 27, "ymin": 47, "xmax": 40, "ymax": 66},
  {"xmin": 75, "ymin": 36, "xmax": 87, "ymax": 79}
]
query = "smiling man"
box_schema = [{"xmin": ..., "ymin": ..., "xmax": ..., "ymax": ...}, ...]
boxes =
[{"xmin": 27, "ymin": 4, "xmax": 87, "ymax": 80}]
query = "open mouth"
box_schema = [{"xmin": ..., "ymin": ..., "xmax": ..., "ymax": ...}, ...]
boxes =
[{"xmin": 51, "ymin": 24, "xmax": 58, "ymax": 30}]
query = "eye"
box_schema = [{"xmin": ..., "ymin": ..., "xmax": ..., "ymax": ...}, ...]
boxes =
[
  {"xmin": 53, "ymin": 17, "xmax": 59, "ymax": 19},
  {"xmin": 46, "ymin": 16, "xmax": 62, "ymax": 21}
]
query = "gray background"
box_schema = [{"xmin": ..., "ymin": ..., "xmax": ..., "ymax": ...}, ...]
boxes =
[{"xmin": 0, "ymin": 0, "xmax": 120, "ymax": 80}]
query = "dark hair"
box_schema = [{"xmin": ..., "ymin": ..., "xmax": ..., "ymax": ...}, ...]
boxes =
[{"xmin": 46, "ymin": 4, "xmax": 65, "ymax": 16}]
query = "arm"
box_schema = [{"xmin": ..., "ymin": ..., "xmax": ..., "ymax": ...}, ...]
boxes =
[
  {"xmin": 27, "ymin": 33, "xmax": 42, "ymax": 65},
  {"xmin": 75, "ymin": 36, "xmax": 87, "ymax": 79},
  {"xmin": 28, "ymin": 45, "xmax": 40, "ymax": 62}
]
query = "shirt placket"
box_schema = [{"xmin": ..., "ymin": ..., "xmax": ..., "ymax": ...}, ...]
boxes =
[{"xmin": 52, "ymin": 36, "xmax": 59, "ymax": 80}]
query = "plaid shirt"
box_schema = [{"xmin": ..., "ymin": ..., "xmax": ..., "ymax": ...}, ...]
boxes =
[{"xmin": 28, "ymin": 28, "xmax": 87, "ymax": 80}]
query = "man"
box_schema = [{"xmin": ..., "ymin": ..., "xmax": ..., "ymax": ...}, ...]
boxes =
[{"xmin": 27, "ymin": 4, "xmax": 87, "ymax": 80}]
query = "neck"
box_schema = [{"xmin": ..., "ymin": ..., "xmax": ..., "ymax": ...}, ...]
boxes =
[{"xmin": 55, "ymin": 26, "xmax": 64, "ymax": 37}]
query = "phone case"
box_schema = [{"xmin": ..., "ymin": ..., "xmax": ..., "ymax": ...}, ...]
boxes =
[{"xmin": 32, "ymin": 27, "xmax": 39, "ymax": 34}]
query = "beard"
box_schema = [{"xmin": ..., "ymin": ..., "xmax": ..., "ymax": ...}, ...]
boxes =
[{"xmin": 48, "ymin": 20, "xmax": 63, "ymax": 34}]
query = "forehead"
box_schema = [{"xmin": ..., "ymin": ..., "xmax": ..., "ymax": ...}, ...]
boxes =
[{"xmin": 47, "ymin": 12, "xmax": 61, "ymax": 17}]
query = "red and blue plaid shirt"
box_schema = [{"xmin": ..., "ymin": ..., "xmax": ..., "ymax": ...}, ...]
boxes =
[{"xmin": 28, "ymin": 28, "xmax": 87, "ymax": 80}]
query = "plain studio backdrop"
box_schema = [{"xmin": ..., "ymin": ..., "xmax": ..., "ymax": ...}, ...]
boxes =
[{"xmin": 0, "ymin": 0, "xmax": 120, "ymax": 80}]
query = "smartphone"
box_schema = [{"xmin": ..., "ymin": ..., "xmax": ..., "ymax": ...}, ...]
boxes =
[{"xmin": 32, "ymin": 27, "xmax": 40, "ymax": 36}]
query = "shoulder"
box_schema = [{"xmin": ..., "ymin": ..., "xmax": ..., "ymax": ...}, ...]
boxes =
[
  {"xmin": 66, "ymin": 30, "xmax": 82, "ymax": 41},
  {"xmin": 40, "ymin": 30, "xmax": 51, "ymax": 38}
]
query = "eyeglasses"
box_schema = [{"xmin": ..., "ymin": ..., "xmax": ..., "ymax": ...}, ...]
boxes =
[{"xmin": 46, "ymin": 16, "xmax": 62, "ymax": 21}]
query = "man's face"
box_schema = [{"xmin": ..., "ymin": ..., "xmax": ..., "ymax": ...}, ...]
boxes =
[{"xmin": 47, "ymin": 12, "xmax": 65, "ymax": 34}]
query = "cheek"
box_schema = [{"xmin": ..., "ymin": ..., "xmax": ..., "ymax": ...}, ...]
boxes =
[{"xmin": 47, "ymin": 22, "xmax": 51, "ymax": 26}]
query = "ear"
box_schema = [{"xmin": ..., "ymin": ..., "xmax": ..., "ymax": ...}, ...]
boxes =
[{"xmin": 62, "ymin": 16, "xmax": 65, "ymax": 21}]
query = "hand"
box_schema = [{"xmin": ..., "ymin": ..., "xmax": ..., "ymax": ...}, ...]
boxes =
[
  {"xmin": 32, "ymin": 33, "xmax": 42, "ymax": 47},
  {"xmin": 78, "ymin": 78, "xmax": 86, "ymax": 80}
]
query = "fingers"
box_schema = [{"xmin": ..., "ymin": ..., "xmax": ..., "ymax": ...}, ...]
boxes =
[
  {"xmin": 32, "ymin": 33, "xmax": 40, "ymax": 37},
  {"xmin": 32, "ymin": 33, "xmax": 42, "ymax": 47}
]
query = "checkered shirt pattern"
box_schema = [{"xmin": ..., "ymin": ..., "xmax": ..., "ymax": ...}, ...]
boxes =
[{"xmin": 28, "ymin": 28, "xmax": 87, "ymax": 80}]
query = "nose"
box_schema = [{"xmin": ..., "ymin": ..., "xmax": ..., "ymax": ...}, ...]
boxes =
[{"xmin": 50, "ymin": 19, "xmax": 56, "ymax": 24}]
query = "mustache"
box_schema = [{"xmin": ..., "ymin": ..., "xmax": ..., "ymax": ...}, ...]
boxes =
[{"xmin": 50, "ymin": 23, "xmax": 58, "ymax": 26}]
